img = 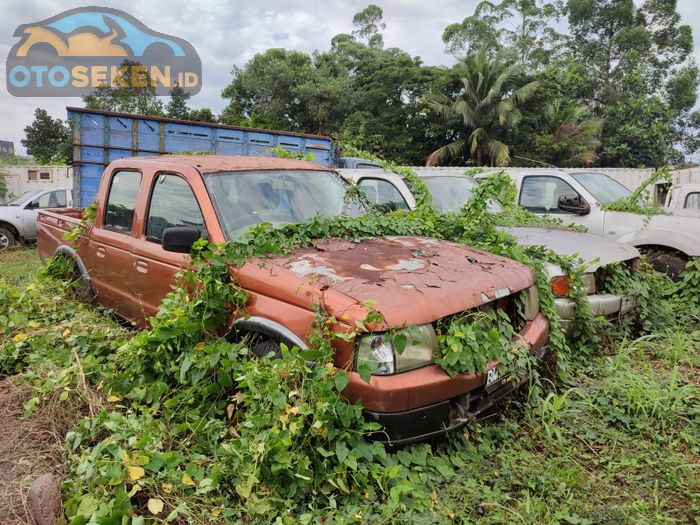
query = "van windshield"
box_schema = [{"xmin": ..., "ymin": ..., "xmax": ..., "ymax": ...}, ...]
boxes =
[
  {"xmin": 204, "ymin": 170, "xmax": 365, "ymax": 240},
  {"xmin": 570, "ymin": 172, "xmax": 632, "ymax": 204},
  {"xmin": 423, "ymin": 176, "xmax": 502, "ymax": 213},
  {"xmin": 6, "ymin": 190, "xmax": 41, "ymax": 206}
]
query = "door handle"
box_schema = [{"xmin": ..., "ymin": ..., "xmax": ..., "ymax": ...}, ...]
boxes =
[
  {"xmin": 135, "ymin": 260, "xmax": 149, "ymax": 274},
  {"xmin": 96, "ymin": 246, "xmax": 106, "ymax": 258}
]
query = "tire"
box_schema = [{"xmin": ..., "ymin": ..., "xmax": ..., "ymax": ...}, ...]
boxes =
[
  {"xmin": 647, "ymin": 252, "xmax": 687, "ymax": 281},
  {"xmin": 50, "ymin": 255, "xmax": 93, "ymax": 302},
  {"xmin": 0, "ymin": 226, "xmax": 16, "ymax": 251},
  {"xmin": 250, "ymin": 339, "xmax": 282, "ymax": 360}
]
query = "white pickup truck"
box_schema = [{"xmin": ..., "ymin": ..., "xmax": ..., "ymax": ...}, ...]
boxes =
[
  {"xmin": 664, "ymin": 183, "xmax": 700, "ymax": 212},
  {"xmin": 0, "ymin": 187, "xmax": 73, "ymax": 250},
  {"xmin": 478, "ymin": 170, "xmax": 700, "ymax": 278},
  {"xmin": 340, "ymin": 167, "xmax": 641, "ymax": 335}
]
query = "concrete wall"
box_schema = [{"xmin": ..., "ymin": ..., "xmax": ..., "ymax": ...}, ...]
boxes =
[
  {"xmin": 671, "ymin": 167, "xmax": 700, "ymax": 186},
  {"xmin": 411, "ymin": 166, "xmax": 655, "ymax": 191},
  {"xmin": 0, "ymin": 165, "xmax": 73, "ymax": 203}
]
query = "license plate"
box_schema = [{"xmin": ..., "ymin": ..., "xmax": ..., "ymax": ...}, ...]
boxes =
[
  {"xmin": 620, "ymin": 296, "xmax": 637, "ymax": 314},
  {"xmin": 485, "ymin": 366, "xmax": 513, "ymax": 391}
]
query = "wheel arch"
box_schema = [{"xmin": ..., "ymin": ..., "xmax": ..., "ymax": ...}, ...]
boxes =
[
  {"xmin": 0, "ymin": 220, "xmax": 21, "ymax": 241},
  {"xmin": 226, "ymin": 316, "xmax": 309, "ymax": 350},
  {"xmin": 53, "ymin": 245, "xmax": 94, "ymax": 298}
]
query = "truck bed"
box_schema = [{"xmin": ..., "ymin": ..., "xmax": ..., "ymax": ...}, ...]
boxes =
[{"xmin": 37, "ymin": 208, "xmax": 86, "ymax": 263}]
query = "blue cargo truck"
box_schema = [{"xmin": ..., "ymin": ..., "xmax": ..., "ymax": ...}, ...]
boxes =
[{"xmin": 68, "ymin": 107, "xmax": 338, "ymax": 207}]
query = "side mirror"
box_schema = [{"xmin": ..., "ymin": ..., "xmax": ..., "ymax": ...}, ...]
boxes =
[
  {"xmin": 557, "ymin": 193, "xmax": 590, "ymax": 215},
  {"xmin": 161, "ymin": 226, "xmax": 201, "ymax": 253}
]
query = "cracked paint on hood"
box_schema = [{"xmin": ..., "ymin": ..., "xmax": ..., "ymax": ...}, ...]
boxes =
[{"xmin": 235, "ymin": 236, "xmax": 535, "ymax": 327}]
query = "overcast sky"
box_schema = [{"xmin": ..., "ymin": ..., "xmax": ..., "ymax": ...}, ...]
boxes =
[{"xmin": 1, "ymin": 0, "xmax": 699, "ymax": 154}]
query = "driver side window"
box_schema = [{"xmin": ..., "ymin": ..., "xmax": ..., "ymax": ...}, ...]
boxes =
[
  {"xmin": 519, "ymin": 176, "xmax": 579, "ymax": 213},
  {"xmin": 145, "ymin": 174, "xmax": 206, "ymax": 243}
]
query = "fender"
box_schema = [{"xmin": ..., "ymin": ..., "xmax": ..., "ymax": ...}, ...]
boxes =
[
  {"xmin": 53, "ymin": 245, "xmax": 94, "ymax": 299},
  {"xmin": 227, "ymin": 316, "xmax": 309, "ymax": 350},
  {"xmin": 617, "ymin": 230, "xmax": 699, "ymax": 257}
]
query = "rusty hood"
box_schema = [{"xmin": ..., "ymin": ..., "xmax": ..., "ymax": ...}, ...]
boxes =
[{"xmin": 235, "ymin": 236, "xmax": 534, "ymax": 327}]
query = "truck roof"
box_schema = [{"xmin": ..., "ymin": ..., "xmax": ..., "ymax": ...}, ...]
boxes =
[{"xmin": 107, "ymin": 155, "xmax": 332, "ymax": 173}]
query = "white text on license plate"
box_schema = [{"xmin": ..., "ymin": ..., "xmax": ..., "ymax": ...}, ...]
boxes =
[{"xmin": 486, "ymin": 366, "xmax": 511, "ymax": 388}]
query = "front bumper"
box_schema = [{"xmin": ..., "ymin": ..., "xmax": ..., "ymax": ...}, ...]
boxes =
[
  {"xmin": 556, "ymin": 293, "xmax": 638, "ymax": 335},
  {"xmin": 342, "ymin": 313, "xmax": 550, "ymax": 445}
]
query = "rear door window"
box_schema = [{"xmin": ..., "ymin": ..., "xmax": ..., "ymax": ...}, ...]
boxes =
[
  {"xmin": 104, "ymin": 170, "xmax": 142, "ymax": 233},
  {"xmin": 145, "ymin": 173, "xmax": 206, "ymax": 242}
]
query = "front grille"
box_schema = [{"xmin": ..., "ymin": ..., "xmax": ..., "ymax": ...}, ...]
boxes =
[{"xmin": 435, "ymin": 294, "xmax": 523, "ymax": 333}]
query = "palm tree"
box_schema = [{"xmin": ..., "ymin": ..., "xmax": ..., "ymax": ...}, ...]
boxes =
[
  {"xmin": 426, "ymin": 50, "xmax": 539, "ymax": 166},
  {"xmin": 536, "ymin": 100, "xmax": 603, "ymax": 166}
]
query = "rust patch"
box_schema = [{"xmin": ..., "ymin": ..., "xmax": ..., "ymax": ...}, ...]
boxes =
[{"xmin": 266, "ymin": 236, "xmax": 535, "ymax": 326}]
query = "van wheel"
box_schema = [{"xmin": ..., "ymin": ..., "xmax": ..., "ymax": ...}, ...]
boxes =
[
  {"xmin": 0, "ymin": 227, "xmax": 16, "ymax": 251},
  {"xmin": 250, "ymin": 339, "xmax": 282, "ymax": 359},
  {"xmin": 647, "ymin": 252, "xmax": 687, "ymax": 281}
]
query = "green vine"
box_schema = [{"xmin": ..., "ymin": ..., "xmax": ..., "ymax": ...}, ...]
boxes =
[
  {"xmin": 602, "ymin": 167, "xmax": 671, "ymax": 219},
  {"xmin": 10, "ymin": 150, "xmax": 699, "ymax": 523}
]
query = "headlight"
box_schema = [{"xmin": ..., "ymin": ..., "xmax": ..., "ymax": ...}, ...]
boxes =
[
  {"xmin": 520, "ymin": 285, "xmax": 540, "ymax": 321},
  {"xmin": 356, "ymin": 324, "xmax": 438, "ymax": 376}
]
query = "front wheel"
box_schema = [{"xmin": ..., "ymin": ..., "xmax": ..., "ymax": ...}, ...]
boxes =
[
  {"xmin": 250, "ymin": 339, "xmax": 282, "ymax": 359},
  {"xmin": 0, "ymin": 226, "xmax": 16, "ymax": 251}
]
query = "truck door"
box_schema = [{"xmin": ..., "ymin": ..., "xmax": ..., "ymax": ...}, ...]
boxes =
[
  {"xmin": 517, "ymin": 175, "xmax": 606, "ymax": 235},
  {"xmin": 131, "ymin": 172, "xmax": 207, "ymax": 319},
  {"xmin": 22, "ymin": 189, "xmax": 69, "ymax": 239},
  {"xmin": 87, "ymin": 170, "xmax": 143, "ymax": 321}
]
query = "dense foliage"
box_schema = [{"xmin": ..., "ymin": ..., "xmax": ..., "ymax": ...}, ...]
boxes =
[
  {"xmin": 2, "ymin": 153, "xmax": 700, "ymax": 521},
  {"xmin": 1, "ymin": 171, "xmax": 698, "ymax": 521},
  {"xmin": 214, "ymin": 0, "xmax": 698, "ymax": 167}
]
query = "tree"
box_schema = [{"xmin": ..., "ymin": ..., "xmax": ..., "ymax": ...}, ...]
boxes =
[
  {"xmin": 525, "ymin": 99, "xmax": 603, "ymax": 166},
  {"xmin": 352, "ymin": 4, "xmax": 386, "ymax": 48},
  {"xmin": 188, "ymin": 108, "xmax": 217, "ymax": 122},
  {"xmin": 442, "ymin": 0, "xmax": 563, "ymax": 68},
  {"xmin": 83, "ymin": 59, "xmax": 164, "ymax": 116},
  {"xmin": 426, "ymin": 50, "xmax": 539, "ymax": 166},
  {"xmin": 220, "ymin": 49, "xmax": 318, "ymax": 130},
  {"xmin": 21, "ymin": 109, "xmax": 71, "ymax": 164},
  {"xmin": 166, "ymin": 84, "xmax": 191, "ymax": 119},
  {"xmin": 563, "ymin": 0, "xmax": 697, "ymax": 165},
  {"xmin": 678, "ymin": 110, "xmax": 700, "ymax": 162},
  {"xmin": 597, "ymin": 92, "xmax": 676, "ymax": 167}
]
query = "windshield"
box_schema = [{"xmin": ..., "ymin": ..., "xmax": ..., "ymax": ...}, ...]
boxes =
[
  {"xmin": 423, "ymin": 176, "xmax": 502, "ymax": 213},
  {"xmin": 570, "ymin": 172, "xmax": 632, "ymax": 204},
  {"xmin": 204, "ymin": 170, "xmax": 364, "ymax": 240},
  {"xmin": 6, "ymin": 190, "xmax": 41, "ymax": 206}
]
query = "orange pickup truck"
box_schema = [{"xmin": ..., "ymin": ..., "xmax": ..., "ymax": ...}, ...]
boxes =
[{"xmin": 37, "ymin": 155, "xmax": 549, "ymax": 444}]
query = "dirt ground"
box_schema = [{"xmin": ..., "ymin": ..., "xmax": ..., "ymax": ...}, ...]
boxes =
[{"xmin": 0, "ymin": 377, "xmax": 68, "ymax": 524}]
